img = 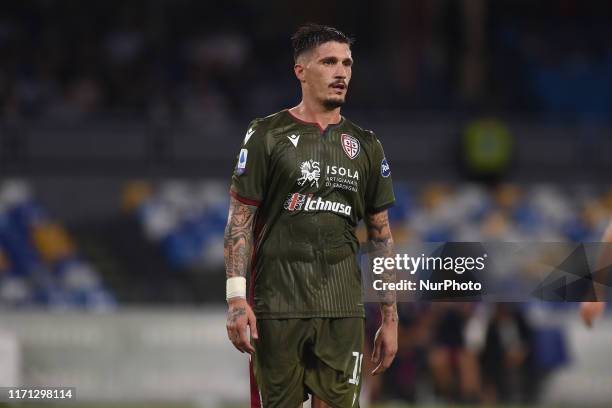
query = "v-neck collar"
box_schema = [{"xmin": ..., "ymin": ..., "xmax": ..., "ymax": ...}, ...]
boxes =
[{"xmin": 285, "ymin": 109, "xmax": 344, "ymax": 135}]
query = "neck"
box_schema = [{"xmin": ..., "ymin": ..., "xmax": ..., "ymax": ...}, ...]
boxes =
[{"xmin": 289, "ymin": 99, "xmax": 341, "ymax": 130}]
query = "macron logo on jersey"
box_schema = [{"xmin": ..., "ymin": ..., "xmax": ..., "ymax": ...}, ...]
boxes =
[
  {"xmin": 287, "ymin": 134, "xmax": 300, "ymax": 147},
  {"xmin": 284, "ymin": 193, "xmax": 352, "ymax": 216},
  {"xmin": 243, "ymin": 127, "xmax": 255, "ymax": 145}
]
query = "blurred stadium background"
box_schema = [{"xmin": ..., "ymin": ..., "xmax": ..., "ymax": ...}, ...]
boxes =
[{"xmin": 0, "ymin": 0, "xmax": 611, "ymax": 407}]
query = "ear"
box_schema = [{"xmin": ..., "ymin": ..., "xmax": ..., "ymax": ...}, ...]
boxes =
[{"xmin": 294, "ymin": 63, "xmax": 306, "ymax": 83}]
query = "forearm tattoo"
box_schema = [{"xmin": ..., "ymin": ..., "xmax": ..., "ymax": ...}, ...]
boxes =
[
  {"xmin": 366, "ymin": 210, "xmax": 397, "ymax": 310},
  {"xmin": 224, "ymin": 197, "xmax": 257, "ymax": 279}
]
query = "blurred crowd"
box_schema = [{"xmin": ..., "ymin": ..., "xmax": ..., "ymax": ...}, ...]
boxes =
[
  {"xmin": 2, "ymin": 179, "xmax": 610, "ymax": 300},
  {"xmin": 3, "ymin": 180, "xmax": 610, "ymax": 307},
  {"xmin": 0, "ymin": 0, "xmax": 611, "ymax": 123},
  {"xmin": 389, "ymin": 183, "xmax": 612, "ymax": 243},
  {"xmin": 0, "ymin": 180, "xmax": 115, "ymax": 310},
  {"xmin": 124, "ymin": 180, "xmax": 612, "ymax": 304}
]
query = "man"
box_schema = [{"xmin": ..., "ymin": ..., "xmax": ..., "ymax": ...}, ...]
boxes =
[
  {"xmin": 224, "ymin": 24, "xmax": 398, "ymax": 407},
  {"xmin": 580, "ymin": 220, "xmax": 611, "ymax": 327}
]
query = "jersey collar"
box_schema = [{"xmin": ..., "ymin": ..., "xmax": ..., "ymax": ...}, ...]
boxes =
[{"xmin": 285, "ymin": 109, "xmax": 344, "ymax": 135}]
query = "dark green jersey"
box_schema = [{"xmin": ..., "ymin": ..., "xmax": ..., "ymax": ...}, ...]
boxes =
[{"xmin": 230, "ymin": 109, "xmax": 395, "ymax": 319}]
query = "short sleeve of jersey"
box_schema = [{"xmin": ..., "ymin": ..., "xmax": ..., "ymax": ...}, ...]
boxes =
[
  {"xmin": 229, "ymin": 120, "xmax": 269, "ymax": 206},
  {"xmin": 364, "ymin": 133, "xmax": 395, "ymax": 213}
]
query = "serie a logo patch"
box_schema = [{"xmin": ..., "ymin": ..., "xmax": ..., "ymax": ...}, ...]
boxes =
[
  {"xmin": 341, "ymin": 134, "xmax": 360, "ymax": 159},
  {"xmin": 235, "ymin": 148, "xmax": 248, "ymax": 175}
]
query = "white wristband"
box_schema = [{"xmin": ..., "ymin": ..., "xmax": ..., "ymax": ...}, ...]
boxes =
[{"xmin": 226, "ymin": 277, "xmax": 247, "ymax": 300}]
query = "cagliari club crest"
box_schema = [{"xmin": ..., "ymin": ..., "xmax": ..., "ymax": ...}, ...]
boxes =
[{"xmin": 341, "ymin": 134, "xmax": 360, "ymax": 159}]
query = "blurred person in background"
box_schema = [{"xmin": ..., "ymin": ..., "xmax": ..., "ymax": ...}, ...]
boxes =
[
  {"xmin": 428, "ymin": 303, "xmax": 481, "ymax": 403},
  {"xmin": 481, "ymin": 303, "xmax": 534, "ymax": 404},
  {"xmin": 580, "ymin": 219, "xmax": 612, "ymax": 327},
  {"xmin": 224, "ymin": 24, "xmax": 398, "ymax": 407}
]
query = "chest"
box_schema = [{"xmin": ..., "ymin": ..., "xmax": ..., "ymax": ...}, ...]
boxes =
[{"xmin": 271, "ymin": 131, "xmax": 369, "ymax": 195}]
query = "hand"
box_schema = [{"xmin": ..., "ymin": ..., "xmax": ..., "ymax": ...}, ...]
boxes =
[
  {"xmin": 226, "ymin": 297, "xmax": 258, "ymax": 353},
  {"xmin": 580, "ymin": 301, "xmax": 606, "ymax": 328},
  {"xmin": 371, "ymin": 316, "xmax": 398, "ymax": 375}
]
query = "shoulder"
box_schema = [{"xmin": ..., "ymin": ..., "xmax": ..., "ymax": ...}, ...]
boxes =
[
  {"xmin": 341, "ymin": 116, "xmax": 381, "ymax": 148},
  {"xmin": 248, "ymin": 110, "xmax": 292, "ymax": 135},
  {"xmin": 243, "ymin": 110, "xmax": 289, "ymax": 147}
]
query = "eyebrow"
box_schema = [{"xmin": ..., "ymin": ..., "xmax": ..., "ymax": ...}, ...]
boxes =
[{"xmin": 319, "ymin": 56, "xmax": 353, "ymax": 65}]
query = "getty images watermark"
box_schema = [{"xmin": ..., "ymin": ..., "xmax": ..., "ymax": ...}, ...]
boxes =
[
  {"xmin": 371, "ymin": 252, "xmax": 486, "ymax": 292},
  {"xmin": 361, "ymin": 242, "xmax": 612, "ymax": 302}
]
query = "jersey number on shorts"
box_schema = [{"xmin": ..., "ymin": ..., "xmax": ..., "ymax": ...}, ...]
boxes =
[{"xmin": 348, "ymin": 351, "xmax": 363, "ymax": 385}]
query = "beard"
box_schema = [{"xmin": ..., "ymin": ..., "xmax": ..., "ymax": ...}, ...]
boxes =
[{"xmin": 321, "ymin": 97, "xmax": 345, "ymax": 111}]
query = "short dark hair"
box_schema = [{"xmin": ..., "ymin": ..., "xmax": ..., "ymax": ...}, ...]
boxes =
[{"xmin": 291, "ymin": 23, "xmax": 353, "ymax": 62}]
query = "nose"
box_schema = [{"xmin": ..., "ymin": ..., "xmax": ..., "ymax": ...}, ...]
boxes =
[{"xmin": 334, "ymin": 65, "xmax": 348, "ymax": 79}]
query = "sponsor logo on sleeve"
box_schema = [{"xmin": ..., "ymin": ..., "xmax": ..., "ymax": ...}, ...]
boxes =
[
  {"xmin": 341, "ymin": 134, "xmax": 360, "ymax": 159},
  {"xmin": 381, "ymin": 157, "xmax": 391, "ymax": 178},
  {"xmin": 235, "ymin": 148, "xmax": 248, "ymax": 175}
]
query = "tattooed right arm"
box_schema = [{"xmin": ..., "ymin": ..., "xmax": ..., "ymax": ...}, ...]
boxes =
[
  {"xmin": 224, "ymin": 196, "xmax": 259, "ymax": 354},
  {"xmin": 224, "ymin": 196, "xmax": 258, "ymax": 279}
]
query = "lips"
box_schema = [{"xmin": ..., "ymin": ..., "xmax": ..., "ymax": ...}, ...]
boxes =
[{"xmin": 330, "ymin": 82, "xmax": 346, "ymax": 90}]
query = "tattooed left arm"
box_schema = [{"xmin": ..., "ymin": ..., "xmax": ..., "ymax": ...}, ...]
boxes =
[{"xmin": 365, "ymin": 209, "xmax": 398, "ymax": 375}]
